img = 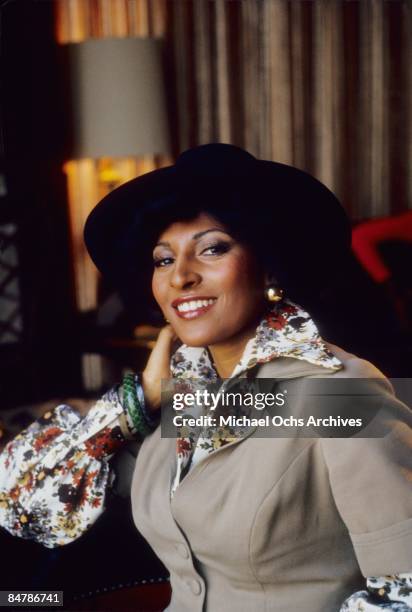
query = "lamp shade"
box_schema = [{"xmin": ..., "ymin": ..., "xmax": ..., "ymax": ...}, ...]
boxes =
[{"xmin": 67, "ymin": 37, "xmax": 170, "ymax": 159}]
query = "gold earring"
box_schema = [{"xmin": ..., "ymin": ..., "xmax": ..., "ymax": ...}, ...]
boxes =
[{"xmin": 265, "ymin": 285, "xmax": 284, "ymax": 302}]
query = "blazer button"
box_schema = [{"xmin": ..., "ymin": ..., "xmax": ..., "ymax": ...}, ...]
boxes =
[
  {"xmin": 176, "ymin": 543, "xmax": 189, "ymax": 559},
  {"xmin": 189, "ymin": 579, "xmax": 201, "ymax": 596}
]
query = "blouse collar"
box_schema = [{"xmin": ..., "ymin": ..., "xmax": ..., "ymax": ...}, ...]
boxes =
[{"xmin": 170, "ymin": 299, "xmax": 342, "ymax": 381}]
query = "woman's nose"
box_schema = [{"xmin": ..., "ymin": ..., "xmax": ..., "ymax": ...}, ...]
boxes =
[{"xmin": 169, "ymin": 257, "xmax": 201, "ymax": 290}]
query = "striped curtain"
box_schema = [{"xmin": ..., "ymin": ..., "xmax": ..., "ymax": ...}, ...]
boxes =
[
  {"xmin": 56, "ymin": 0, "xmax": 411, "ymax": 220},
  {"xmin": 168, "ymin": 0, "xmax": 411, "ymax": 219}
]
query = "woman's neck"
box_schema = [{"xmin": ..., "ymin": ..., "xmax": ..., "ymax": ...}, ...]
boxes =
[{"xmin": 208, "ymin": 319, "xmax": 261, "ymax": 378}]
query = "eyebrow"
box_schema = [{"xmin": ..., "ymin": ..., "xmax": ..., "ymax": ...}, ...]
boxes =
[{"xmin": 154, "ymin": 227, "xmax": 230, "ymax": 249}]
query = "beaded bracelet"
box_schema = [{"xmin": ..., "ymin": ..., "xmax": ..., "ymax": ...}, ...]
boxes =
[
  {"xmin": 136, "ymin": 377, "xmax": 161, "ymax": 429},
  {"xmin": 122, "ymin": 372, "xmax": 160, "ymax": 438},
  {"xmin": 122, "ymin": 372, "xmax": 151, "ymax": 437}
]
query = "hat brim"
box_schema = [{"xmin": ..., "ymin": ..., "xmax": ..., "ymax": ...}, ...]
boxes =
[{"xmin": 84, "ymin": 144, "xmax": 351, "ymax": 324}]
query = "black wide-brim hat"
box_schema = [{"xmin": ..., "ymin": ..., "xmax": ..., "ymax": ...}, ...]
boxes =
[{"xmin": 84, "ymin": 143, "xmax": 351, "ymax": 324}]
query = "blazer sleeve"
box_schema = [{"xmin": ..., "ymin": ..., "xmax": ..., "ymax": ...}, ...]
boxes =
[
  {"xmin": 320, "ymin": 378, "xmax": 412, "ymax": 577},
  {"xmin": 0, "ymin": 386, "xmax": 143, "ymax": 548}
]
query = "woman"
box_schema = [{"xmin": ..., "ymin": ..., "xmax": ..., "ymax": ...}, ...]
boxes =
[{"xmin": 0, "ymin": 144, "xmax": 411, "ymax": 611}]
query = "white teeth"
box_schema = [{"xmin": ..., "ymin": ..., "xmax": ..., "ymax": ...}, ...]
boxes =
[{"xmin": 176, "ymin": 298, "xmax": 216, "ymax": 312}]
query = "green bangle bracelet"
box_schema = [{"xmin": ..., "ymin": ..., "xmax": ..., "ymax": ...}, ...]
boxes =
[{"xmin": 122, "ymin": 373, "xmax": 152, "ymax": 437}]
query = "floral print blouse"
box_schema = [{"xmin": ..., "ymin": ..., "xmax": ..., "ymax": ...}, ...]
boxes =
[
  {"xmin": 0, "ymin": 387, "xmax": 131, "ymax": 547},
  {"xmin": 0, "ymin": 299, "xmax": 411, "ymax": 610}
]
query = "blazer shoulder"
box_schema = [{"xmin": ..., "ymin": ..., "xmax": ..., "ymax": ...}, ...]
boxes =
[{"xmin": 323, "ymin": 341, "xmax": 393, "ymax": 390}]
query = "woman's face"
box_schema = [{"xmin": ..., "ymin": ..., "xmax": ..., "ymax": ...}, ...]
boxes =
[{"xmin": 152, "ymin": 213, "xmax": 266, "ymax": 347}]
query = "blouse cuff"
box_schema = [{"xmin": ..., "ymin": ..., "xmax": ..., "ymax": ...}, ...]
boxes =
[
  {"xmin": 340, "ymin": 573, "xmax": 412, "ymax": 610},
  {"xmin": 366, "ymin": 573, "xmax": 412, "ymax": 607}
]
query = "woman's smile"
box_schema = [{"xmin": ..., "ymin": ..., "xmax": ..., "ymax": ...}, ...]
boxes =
[{"xmin": 172, "ymin": 295, "xmax": 217, "ymax": 319}]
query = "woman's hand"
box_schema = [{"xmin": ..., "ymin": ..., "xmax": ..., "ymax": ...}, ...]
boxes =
[{"xmin": 142, "ymin": 324, "xmax": 178, "ymax": 413}]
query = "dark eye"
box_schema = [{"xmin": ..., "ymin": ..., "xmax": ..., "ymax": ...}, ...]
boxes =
[
  {"xmin": 201, "ymin": 241, "xmax": 231, "ymax": 256},
  {"xmin": 153, "ymin": 256, "xmax": 174, "ymax": 268}
]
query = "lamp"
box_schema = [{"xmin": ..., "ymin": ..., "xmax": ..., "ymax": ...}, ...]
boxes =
[
  {"xmin": 64, "ymin": 35, "xmax": 171, "ymax": 309},
  {"xmin": 64, "ymin": 37, "xmax": 171, "ymax": 391},
  {"xmin": 67, "ymin": 37, "xmax": 170, "ymax": 159}
]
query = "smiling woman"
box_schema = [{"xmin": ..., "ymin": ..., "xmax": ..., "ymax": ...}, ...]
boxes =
[
  {"xmin": 151, "ymin": 214, "xmax": 265, "ymax": 363},
  {"xmin": 0, "ymin": 144, "xmax": 411, "ymax": 612}
]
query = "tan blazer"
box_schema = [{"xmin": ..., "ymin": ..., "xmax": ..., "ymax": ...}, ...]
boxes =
[{"xmin": 130, "ymin": 346, "xmax": 412, "ymax": 612}]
